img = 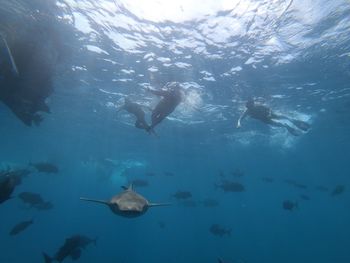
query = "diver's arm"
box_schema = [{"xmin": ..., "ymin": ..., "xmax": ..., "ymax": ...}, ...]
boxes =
[
  {"xmin": 237, "ymin": 110, "xmax": 248, "ymax": 128},
  {"xmin": 147, "ymin": 88, "xmax": 169, "ymax": 97}
]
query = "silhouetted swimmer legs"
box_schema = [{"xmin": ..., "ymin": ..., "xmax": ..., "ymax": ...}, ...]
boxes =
[
  {"xmin": 271, "ymin": 113, "xmax": 310, "ymax": 132},
  {"xmin": 267, "ymin": 119, "xmax": 301, "ymax": 136}
]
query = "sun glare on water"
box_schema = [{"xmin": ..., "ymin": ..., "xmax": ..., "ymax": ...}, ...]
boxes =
[{"xmin": 118, "ymin": 0, "xmax": 249, "ymax": 22}]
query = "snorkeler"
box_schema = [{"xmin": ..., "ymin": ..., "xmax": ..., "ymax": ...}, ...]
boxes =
[
  {"xmin": 117, "ymin": 98, "xmax": 154, "ymax": 134},
  {"xmin": 146, "ymin": 82, "xmax": 183, "ymax": 131},
  {"xmin": 236, "ymin": 98, "xmax": 310, "ymax": 136}
]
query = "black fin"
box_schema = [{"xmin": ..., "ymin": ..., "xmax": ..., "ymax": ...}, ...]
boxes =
[{"xmin": 292, "ymin": 120, "xmax": 311, "ymax": 131}]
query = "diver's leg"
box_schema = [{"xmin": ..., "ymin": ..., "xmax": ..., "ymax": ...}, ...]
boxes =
[
  {"xmin": 271, "ymin": 113, "xmax": 310, "ymax": 131},
  {"xmin": 270, "ymin": 113, "xmax": 288, "ymax": 120},
  {"xmin": 151, "ymin": 111, "xmax": 164, "ymax": 129},
  {"xmin": 151, "ymin": 100, "xmax": 169, "ymax": 128},
  {"xmin": 135, "ymin": 120, "xmax": 144, "ymax": 129},
  {"xmin": 268, "ymin": 119, "xmax": 301, "ymax": 136},
  {"xmin": 289, "ymin": 119, "xmax": 311, "ymax": 131}
]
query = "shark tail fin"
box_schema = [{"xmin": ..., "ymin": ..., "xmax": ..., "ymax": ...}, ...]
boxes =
[
  {"xmin": 79, "ymin": 197, "xmax": 109, "ymax": 206},
  {"xmin": 43, "ymin": 252, "xmax": 53, "ymax": 263}
]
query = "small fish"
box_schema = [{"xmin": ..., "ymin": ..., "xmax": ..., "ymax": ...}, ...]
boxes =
[
  {"xmin": 132, "ymin": 179, "xmax": 149, "ymax": 187},
  {"xmin": 331, "ymin": 185, "xmax": 345, "ymax": 196},
  {"xmin": 18, "ymin": 192, "xmax": 53, "ymax": 210},
  {"xmin": 210, "ymin": 224, "xmax": 231, "ymax": 237},
  {"xmin": 215, "ymin": 180, "xmax": 245, "ymax": 193},
  {"xmin": 30, "ymin": 162, "xmax": 59, "ymax": 174},
  {"xmin": 145, "ymin": 172, "xmax": 155, "ymax": 177},
  {"xmin": 18, "ymin": 192, "xmax": 44, "ymax": 206},
  {"xmin": 43, "ymin": 234, "xmax": 97, "ymax": 263},
  {"xmin": 284, "ymin": 179, "xmax": 307, "ymax": 189},
  {"xmin": 158, "ymin": 221, "xmax": 166, "ymax": 229},
  {"xmin": 173, "ymin": 191, "xmax": 192, "ymax": 200},
  {"xmin": 261, "ymin": 177, "xmax": 274, "ymax": 183},
  {"xmin": 283, "ymin": 200, "xmax": 298, "ymax": 211},
  {"xmin": 9, "ymin": 219, "xmax": 33, "ymax": 236}
]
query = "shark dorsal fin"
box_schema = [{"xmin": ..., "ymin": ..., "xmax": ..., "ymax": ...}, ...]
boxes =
[{"xmin": 122, "ymin": 183, "xmax": 134, "ymax": 191}]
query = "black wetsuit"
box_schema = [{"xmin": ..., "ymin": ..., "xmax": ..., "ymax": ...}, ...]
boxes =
[
  {"xmin": 150, "ymin": 88, "xmax": 182, "ymax": 129},
  {"xmin": 122, "ymin": 100, "xmax": 150, "ymax": 130},
  {"xmin": 245, "ymin": 103, "xmax": 310, "ymax": 136},
  {"xmin": 247, "ymin": 105, "xmax": 275, "ymax": 124}
]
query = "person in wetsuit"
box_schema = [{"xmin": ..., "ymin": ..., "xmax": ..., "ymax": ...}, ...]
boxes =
[
  {"xmin": 146, "ymin": 82, "xmax": 183, "ymax": 131},
  {"xmin": 236, "ymin": 99, "xmax": 310, "ymax": 136},
  {"xmin": 117, "ymin": 98, "xmax": 152, "ymax": 133}
]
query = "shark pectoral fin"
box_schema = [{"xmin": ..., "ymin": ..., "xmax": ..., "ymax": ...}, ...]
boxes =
[
  {"xmin": 79, "ymin": 197, "xmax": 109, "ymax": 206},
  {"xmin": 149, "ymin": 202, "xmax": 172, "ymax": 207}
]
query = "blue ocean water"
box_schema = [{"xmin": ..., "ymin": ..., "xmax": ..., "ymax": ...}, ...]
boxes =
[{"xmin": 1, "ymin": 0, "xmax": 350, "ymax": 262}]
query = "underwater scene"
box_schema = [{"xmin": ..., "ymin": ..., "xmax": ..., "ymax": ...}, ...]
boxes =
[{"xmin": 1, "ymin": 0, "xmax": 350, "ymax": 262}]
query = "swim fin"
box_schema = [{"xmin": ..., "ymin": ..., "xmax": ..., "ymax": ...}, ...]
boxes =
[
  {"xmin": 291, "ymin": 119, "xmax": 311, "ymax": 131},
  {"xmin": 286, "ymin": 125, "xmax": 302, "ymax": 136}
]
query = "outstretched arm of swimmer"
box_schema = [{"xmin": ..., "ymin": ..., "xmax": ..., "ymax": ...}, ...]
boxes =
[
  {"xmin": 237, "ymin": 110, "xmax": 248, "ymax": 128},
  {"xmin": 146, "ymin": 87, "xmax": 169, "ymax": 97}
]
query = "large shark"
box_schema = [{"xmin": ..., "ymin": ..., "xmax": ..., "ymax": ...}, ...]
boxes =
[{"xmin": 80, "ymin": 184, "xmax": 170, "ymax": 218}]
